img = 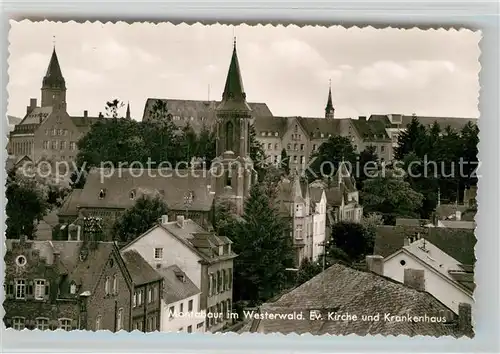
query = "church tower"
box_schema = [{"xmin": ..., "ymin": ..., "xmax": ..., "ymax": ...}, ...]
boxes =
[
  {"xmin": 41, "ymin": 47, "xmax": 67, "ymax": 109},
  {"xmin": 212, "ymin": 39, "xmax": 256, "ymax": 215},
  {"xmin": 325, "ymin": 81, "xmax": 335, "ymax": 119}
]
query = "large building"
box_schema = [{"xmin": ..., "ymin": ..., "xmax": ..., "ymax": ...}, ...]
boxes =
[{"xmin": 7, "ymin": 47, "xmax": 121, "ymax": 165}]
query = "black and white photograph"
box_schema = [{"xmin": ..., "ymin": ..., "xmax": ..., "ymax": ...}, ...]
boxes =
[{"xmin": 4, "ymin": 21, "xmax": 479, "ymax": 337}]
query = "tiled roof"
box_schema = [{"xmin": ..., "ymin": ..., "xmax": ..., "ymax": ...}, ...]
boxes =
[
  {"xmin": 374, "ymin": 225, "xmax": 476, "ymax": 266},
  {"xmin": 369, "ymin": 114, "xmax": 478, "ymax": 131},
  {"xmin": 61, "ymin": 168, "xmax": 215, "ymax": 215},
  {"xmin": 396, "ymin": 218, "xmax": 432, "ymax": 227},
  {"xmin": 437, "ymin": 220, "xmax": 476, "ymax": 230},
  {"xmin": 253, "ymin": 116, "xmax": 342, "ymax": 139},
  {"xmin": 18, "ymin": 107, "xmax": 53, "ymax": 126},
  {"xmin": 156, "ymin": 265, "xmax": 200, "ymax": 304},
  {"xmin": 435, "ymin": 204, "xmax": 469, "ymax": 220},
  {"xmin": 121, "ymin": 250, "xmax": 163, "ymax": 285},
  {"xmin": 449, "ymin": 271, "xmax": 475, "ymax": 292},
  {"xmin": 247, "ymin": 264, "xmax": 463, "ymax": 336},
  {"xmin": 70, "ymin": 116, "xmax": 106, "ymax": 132},
  {"xmin": 8, "ymin": 115, "xmax": 22, "ymax": 126}
]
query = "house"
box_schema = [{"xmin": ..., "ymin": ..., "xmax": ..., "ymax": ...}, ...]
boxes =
[
  {"xmin": 380, "ymin": 237, "xmax": 474, "ymax": 314},
  {"xmin": 121, "ymin": 250, "xmax": 163, "ymax": 332},
  {"xmin": 120, "ymin": 215, "xmax": 236, "ymax": 333},
  {"xmin": 374, "ymin": 224, "xmax": 476, "ymax": 266},
  {"xmin": 276, "ymin": 172, "xmax": 327, "ymax": 265},
  {"xmin": 239, "ymin": 259, "xmax": 473, "ymax": 337},
  {"xmin": 4, "ymin": 235, "xmax": 133, "ymax": 332},
  {"xmin": 8, "ymin": 47, "xmax": 108, "ymax": 165},
  {"xmin": 157, "ymin": 265, "xmax": 204, "ymax": 333}
]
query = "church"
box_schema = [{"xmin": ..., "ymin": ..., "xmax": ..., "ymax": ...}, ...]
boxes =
[{"xmin": 57, "ymin": 40, "xmax": 257, "ymax": 231}]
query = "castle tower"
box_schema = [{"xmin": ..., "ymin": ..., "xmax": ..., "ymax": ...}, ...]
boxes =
[
  {"xmin": 325, "ymin": 80, "xmax": 335, "ymax": 119},
  {"xmin": 41, "ymin": 47, "xmax": 67, "ymax": 109},
  {"xmin": 212, "ymin": 39, "xmax": 256, "ymax": 215}
]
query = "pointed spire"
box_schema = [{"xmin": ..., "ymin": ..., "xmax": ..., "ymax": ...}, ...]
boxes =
[
  {"xmin": 126, "ymin": 101, "xmax": 131, "ymax": 119},
  {"xmin": 218, "ymin": 38, "xmax": 251, "ymax": 112},
  {"xmin": 325, "ymin": 80, "xmax": 335, "ymax": 119},
  {"xmin": 43, "ymin": 47, "xmax": 66, "ymax": 90}
]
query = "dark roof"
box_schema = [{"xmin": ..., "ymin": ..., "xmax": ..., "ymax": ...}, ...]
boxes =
[
  {"xmin": 42, "ymin": 48, "xmax": 66, "ymax": 89},
  {"xmin": 449, "ymin": 270, "xmax": 475, "ymax": 292},
  {"xmin": 395, "ymin": 218, "xmax": 431, "ymax": 227},
  {"xmin": 254, "ymin": 116, "xmax": 342, "ymax": 139},
  {"xmin": 61, "ymin": 168, "xmax": 215, "ymax": 216},
  {"xmin": 7, "ymin": 115, "xmax": 22, "ymax": 126},
  {"xmin": 122, "ymin": 250, "xmax": 163, "ymax": 285},
  {"xmin": 16, "ymin": 106, "xmax": 53, "ymax": 126},
  {"xmin": 141, "ymin": 98, "xmax": 272, "ymax": 133},
  {"xmin": 70, "ymin": 116, "xmax": 106, "ymax": 133},
  {"xmin": 369, "ymin": 114, "xmax": 478, "ymax": 131},
  {"xmin": 374, "ymin": 225, "xmax": 476, "ymax": 265},
  {"xmin": 246, "ymin": 264, "xmax": 462, "ymax": 336},
  {"xmin": 351, "ymin": 118, "xmax": 390, "ymax": 142},
  {"xmin": 156, "ymin": 265, "xmax": 200, "ymax": 304},
  {"xmin": 58, "ymin": 189, "xmax": 84, "ymax": 216},
  {"xmin": 217, "ymin": 42, "xmax": 252, "ymax": 112}
]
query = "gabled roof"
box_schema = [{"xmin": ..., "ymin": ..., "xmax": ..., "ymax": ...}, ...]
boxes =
[
  {"xmin": 244, "ymin": 263, "xmax": 463, "ymax": 336},
  {"xmin": 253, "ymin": 116, "xmax": 342, "ymax": 139},
  {"xmin": 437, "ymin": 220, "xmax": 476, "ymax": 230},
  {"xmin": 17, "ymin": 107, "xmax": 53, "ymax": 126},
  {"xmin": 58, "ymin": 189, "xmax": 84, "ymax": 216},
  {"xmin": 374, "ymin": 225, "xmax": 476, "ymax": 266},
  {"xmin": 351, "ymin": 118, "xmax": 390, "ymax": 142},
  {"xmin": 61, "ymin": 168, "xmax": 215, "ymax": 215},
  {"xmin": 156, "ymin": 265, "xmax": 201, "ymax": 304},
  {"xmin": 121, "ymin": 249, "xmax": 163, "ymax": 285},
  {"xmin": 385, "ymin": 238, "xmax": 474, "ymax": 295}
]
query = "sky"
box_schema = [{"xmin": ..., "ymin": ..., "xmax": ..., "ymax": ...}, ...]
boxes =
[{"xmin": 8, "ymin": 21, "xmax": 481, "ymax": 120}]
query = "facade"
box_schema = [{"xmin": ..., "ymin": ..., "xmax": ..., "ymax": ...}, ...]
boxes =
[
  {"xmin": 276, "ymin": 173, "xmax": 327, "ymax": 265},
  {"xmin": 4, "ymin": 236, "xmax": 133, "ymax": 332},
  {"xmin": 381, "ymin": 238, "xmax": 474, "ymax": 314},
  {"xmin": 121, "ymin": 250, "xmax": 163, "ymax": 332},
  {"xmin": 120, "ymin": 216, "xmax": 236, "ymax": 333},
  {"xmin": 240, "ymin": 260, "xmax": 473, "ymax": 337},
  {"xmin": 8, "ymin": 47, "xmax": 107, "ymax": 165},
  {"xmin": 157, "ymin": 265, "xmax": 204, "ymax": 333}
]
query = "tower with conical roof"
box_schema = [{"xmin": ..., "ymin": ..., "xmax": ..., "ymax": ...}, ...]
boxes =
[
  {"xmin": 325, "ymin": 80, "xmax": 335, "ymax": 119},
  {"xmin": 126, "ymin": 102, "xmax": 131, "ymax": 119},
  {"xmin": 212, "ymin": 39, "xmax": 256, "ymax": 214},
  {"xmin": 41, "ymin": 47, "xmax": 67, "ymax": 109}
]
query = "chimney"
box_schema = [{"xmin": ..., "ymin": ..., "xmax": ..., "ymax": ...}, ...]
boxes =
[
  {"xmin": 161, "ymin": 215, "xmax": 169, "ymax": 224},
  {"xmin": 30, "ymin": 98, "xmax": 37, "ymax": 108},
  {"xmin": 359, "ymin": 116, "xmax": 367, "ymax": 121},
  {"xmin": 98, "ymin": 112, "xmax": 103, "ymax": 118},
  {"xmin": 176, "ymin": 215, "xmax": 185, "ymax": 228},
  {"xmin": 404, "ymin": 237, "xmax": 411, "ymax": 247},
  {"xmin": 53, "ymin": 250, "xmax": 60, "ymax": 265},
  {"xmin": 458, "ymin": 302, "xmax": 473, "ymax": 335},
  {"xmin": 365, "ymin": 255, "xmax": 384, "ymax": 275},
  {"xmin": 83, "ymin": 110, "xmax": 88, "ymax": 118},
  {"xmin": 455, "ymin": 210, "xmax": 462, "ymax": 221},
  {"xmin": 404, "ymin": 268, "xmax": 425, "ymax": 291}
]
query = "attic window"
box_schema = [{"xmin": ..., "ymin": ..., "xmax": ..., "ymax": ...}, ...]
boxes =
[{"xmin": 99, "ymin": 189, "xmax": 106, "ymax": 199}]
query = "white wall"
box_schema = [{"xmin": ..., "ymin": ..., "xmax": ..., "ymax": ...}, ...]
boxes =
[
  {"xmin": 161, "ymin": 294, "xmax": 205, "ymax": 333},
  {"xmin": 121, "ymin": 226, "xmax": 202, "ymax": 288},
  {"xmin": 384, "ymin": 253, "xmax": 474, "ymax": 314},
  {"xmin": 312, "ymin": 193, "xmax": 327, "ymax": 262}
]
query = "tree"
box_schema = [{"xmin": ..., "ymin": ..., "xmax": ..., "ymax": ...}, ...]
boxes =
[
  {"xmin": 328, "ymin": 222, "xmax": 375, "ymax": 262},
  {"xmin": 307, "ymin": 136, "xmax": 357, "ymax": 182},
  {"xmin": 355, "ymin": 145, "xmax": 379, "ymax": 190},
  {"xmin": 249, "ymin": 124, "xmax": 267, "ymax": 180},
  {"xmin": 295, "ymin": 258, "xmax": 323, "ymax": 286},
  {"xmin": 148, "ymin": 99, "xmax": 169, "ymax": 122},
  {"xmin": 361, "ymin": 174, "xmax": 424, "ymax": 224},
  {"xmin": 230, "ymin": 185, "xmax": 295, "ymax": 304},
  {"xmin": 280, "ymin": 148, "xmax": 290, "ymax": 175},
  {"xmin": 112, "ymin": 195, "xmax": 169, "ymax": 242},
  {"xmin": 394, "ymin": 117, "xmax": 427, "ymax": 161},
  {"xmin": 6, "ymin": 171, "xmax": 48, "ymax": 239},
  {"xmin": 105, "ymin": 99, "xmax": 125, "ymax": 118}
]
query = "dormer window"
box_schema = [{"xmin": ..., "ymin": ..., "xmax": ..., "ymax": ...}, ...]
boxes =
[
  {"xmin": 129, "ymin": 190, "xmax": 136, "ymax": 200},
  {"xmin": 99, "ymin": 189, "xmax": 106, "ymax": 199}
]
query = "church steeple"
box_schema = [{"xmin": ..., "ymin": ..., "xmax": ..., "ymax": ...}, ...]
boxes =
[
  {"xmin": 41, "ymin": 47, "xmax": 67, "ymax": 108},
  {"xmin": 126, "ymin": 101, "xmax": 131, "ymax": 119},
  {"xmin": 325, "ymin": 80, "xmax": 335, "ymax": 119},
  {"xmin": 218, "ymin": 39, "xmax": 252, "ymax": 112}
]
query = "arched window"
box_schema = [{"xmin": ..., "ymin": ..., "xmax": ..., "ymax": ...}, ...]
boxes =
[
  {"xmin": 129, "ymin": 190, "xmax": 136, "ymax": 200},
  {"xmin": 99, "ymin": 189, "xmax": 106, "ymax": 199},
  {"xmin": 225, "ymin": 121, "xmax": 233, "ymax": 151}
]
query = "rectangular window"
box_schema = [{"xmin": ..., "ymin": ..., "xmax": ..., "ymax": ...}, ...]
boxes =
[
  {"xmin": 148, "ymin": 288, "xmax": 152, "ymax": 303},
  {"xmin": 300, "ymin": 144, "xmax": 304, "ymax": 151},
  {"xmin": 113, "ymin": 275, "xmax": 118, "ymax": 294},
  {"xmin": 133, "ymin": 292, "xmax": 137, "ymax": 307},
  {"xmin": 180, "ymin": 303, "xmax": 184, "ymax": 313},
  {"xmin": 105, "ymin": 276, "xmax": 110, "ymax": 295},
  {"xmin": 15, "ymin": 279, "xmax": 26, "ymax": 299},
  {"xmin": 70, "ymin": 141, "xmax": 76, "ymax": 150},
  {"xmin": 60, "ymin": 141, "xmax": 67, "ymax": 149},
  {"xmin": 96, "ymin": 316, "xmax": 101, "ymax": 330},
  {"xmin": 267, "ymin": 143, "xmax": 272, "ymax": 149},
  {"xmin": 169, "ymin": 306, "xmax": 175, "ymax": 319},
  {"xmin": 188, "ymin": 300, "xmax": 193, "ymax": 312},
  {"xmin": 59, "ymin": 318, "xmax": 72, "ymax": 331},
  {"xmin": 381, "ymin": 145, "xmax": 385, "ymax": 152},
  {"xmin": 36, "ymin": 318, "xmax": 49, "ymax": 330},
  {"xmin": 154, "ymin": 248, "xmax": 163, "ymax": 260},
  {"xmin": 34, "ymin": 279, "xmax": 45, "ymax": 300},
  {"xmin": 12, "ymin": 317, "xmax": 25, "ymax": 330},
  {"xmin": 51, "ymin": 140, "xmax": 57, "ymax": 150},
  {"xmin": 43, "ymin": 141, "xmax": 49, "ymax": 150},
  {"xmin": 138, "ymin": 289, "xmax": 143, "ymax": 305},
  {"xmin": 197, "ymin": 322, "xmax": 204, "ymax": 329},
  {"xmin": 187, "ymin": 325, "xmax": 192, "ymax": 333},
  {"xmin": 117, "ymin": 308, "xmax": 123, "ymax": 331}
]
